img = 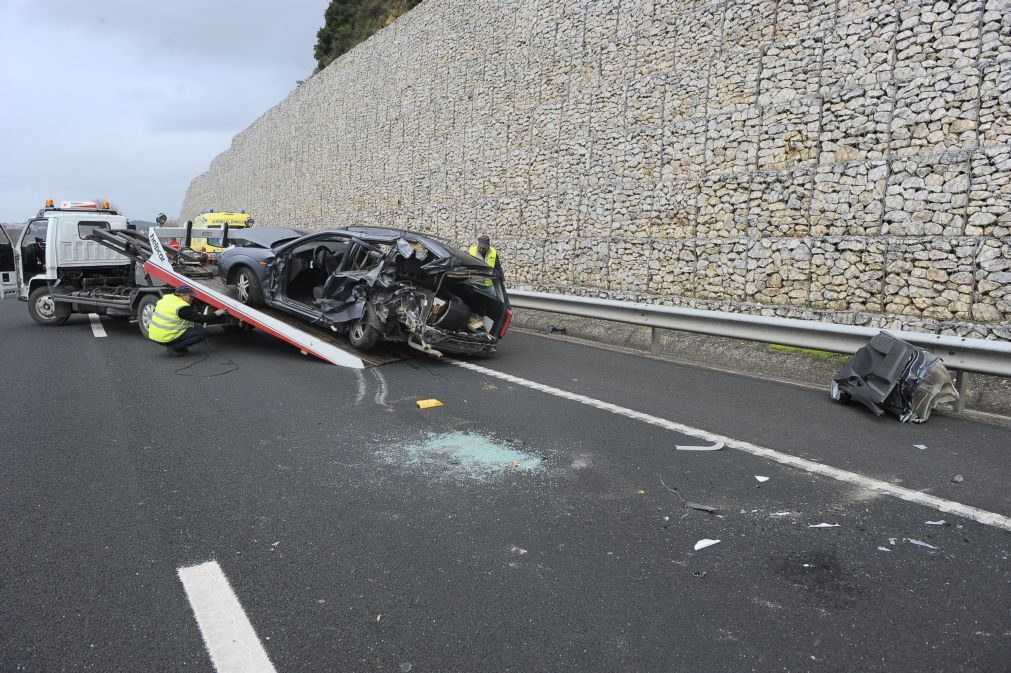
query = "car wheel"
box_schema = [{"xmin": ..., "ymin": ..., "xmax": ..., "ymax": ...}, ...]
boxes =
[
  {"xmin": 234, "ymin": 266, "xmax": 264, "ymax": 307},
  {"xmin": 348, "ymin": 315, "xmax": 379, "ymax": 350},
  {"xmin": 28, "ymin": 286, "xmax": 70, "ymax": 326},
  {"xmin": 137, "ymin": 294, "xmax": 160, "ymax": 339}
]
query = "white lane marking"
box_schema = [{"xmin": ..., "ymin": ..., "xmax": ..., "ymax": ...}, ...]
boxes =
[
  {"xmin": 371, "ymin": 368, "xmax": 389, "ymax": 407},
  {"xmin": 88, "ymin": 313, "xmax": 107, "ymax": 338},
  {"xmin": 354, "ymin": 369, "xmax": 367, "ymax": 405},
  {"xmin": 178, "ymin": 561, "xmax": 277, "ymax": 673},
  {"xmin": 450, "ymin": 360, "xmax": 1011, "ymax": 533}
]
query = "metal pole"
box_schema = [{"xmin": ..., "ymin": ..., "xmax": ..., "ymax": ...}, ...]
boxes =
[{"xmin": 954, "ymin": 369, "xmax": 968, "ymax": 413}]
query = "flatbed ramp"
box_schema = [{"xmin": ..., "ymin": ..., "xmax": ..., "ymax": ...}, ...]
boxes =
[{"xmin": 143, "ymin": 229, "xmax": 401, "ymax": 369}]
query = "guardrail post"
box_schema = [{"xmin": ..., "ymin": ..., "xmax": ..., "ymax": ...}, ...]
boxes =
[
  {"xmin": 954, "ymin": 370, "xmax": 968, "ymax": 413},
  {"xmin": 650, "ymin": 326, "xmax": 661, "ymax": 355}
]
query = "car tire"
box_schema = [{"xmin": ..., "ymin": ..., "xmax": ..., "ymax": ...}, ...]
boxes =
[
  {"xmin": 28, "ymin": 286, "xmax": 70, "ymax": 326},
  {"xmin": 233, "ymin": 266, "xmax": 264, "ymax": 307},
  {"xmin": 348, "ymin": 315, "xmax": 379, "ymax": 350},
  {"xmin": 137, "ymin": 294, "xmax": 160, "ymax": 339}
]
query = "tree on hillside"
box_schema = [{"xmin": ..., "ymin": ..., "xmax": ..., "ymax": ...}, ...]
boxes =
[{"xmin": 314, "ymin": 0, "xmax": 423, "ymax": 72}]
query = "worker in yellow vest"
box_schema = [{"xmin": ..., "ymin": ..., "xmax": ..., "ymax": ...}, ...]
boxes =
[
  {"xmin": 469, "ymin": 235, "xmax": 503, "ymax": 283},
  {"xmin": 146, "ymin": 285, "xmax": 226, "ymax": 356}
]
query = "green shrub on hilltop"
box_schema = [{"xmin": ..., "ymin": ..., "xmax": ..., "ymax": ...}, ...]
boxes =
[{"xmin": 314, "ymin": 0, "xmax": 423, "ymax": 72}]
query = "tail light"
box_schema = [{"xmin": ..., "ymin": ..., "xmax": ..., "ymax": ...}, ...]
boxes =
[{"xmin": 499, "ymin": 308, "xmax": 513, "ymax": 337}]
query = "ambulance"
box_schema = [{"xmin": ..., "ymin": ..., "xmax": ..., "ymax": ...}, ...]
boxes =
[{"xmin": 189, "ymin": 210, "xmax": 254, "ymax": 255}]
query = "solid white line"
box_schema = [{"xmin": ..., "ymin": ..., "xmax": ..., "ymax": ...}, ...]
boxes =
[
  {"xmin": 178, "ymin": 561, "xmax": 277, "ymax": 673},
  {"xmin": 450, "ymin": 360, "xmax": 1011, "ymax": 533},
  {"xmin": 88, "ymin": 313, "xmax": 107, "ymax": 338}
]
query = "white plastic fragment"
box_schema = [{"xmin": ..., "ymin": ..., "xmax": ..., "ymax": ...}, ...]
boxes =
[
  {"xmin": 877, "ymin": 547, "xmax": 891, "ymax": 552},
  {"xmin": 754, "ymin": 476, "xmax": 770, "ymax": 482},
  {"xmin": 694, "ymin": 539, "xmax": 721, "ymax": 551},
  {"xmin": 913, "ymin": 444, "xmax": 927, "ymax": 450},
  {"xmin": 676, "ymin": 440, "xmax": 725, "ymax": 451},
  {"xmin": 770, "ymin": 512, "xmax": 791, "ymax": 516},
  {"xmin": 925, "ymin": 520, "xmax": 946, "ymax": 526},
  {"xmin": 909, "ymin": 539, "xmax": 938, "ymax": 550},
  {"xmin": 808, "ymin": 523, "xmax": 840, "ymax": 528}
]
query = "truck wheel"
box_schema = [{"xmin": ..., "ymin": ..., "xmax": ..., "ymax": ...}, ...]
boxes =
[
  {"xmin": 348, "ymin": 316, "xmax": 379, "ymax": 350},
  {"xmin": 28, "ymin": 286, "xmax": 70, "ymax": 326},
  {"xmin": 233, "ymin": 267, "xmax": 264, "ymax": 307},
  {"xmin": 222, "ymin": 322, "xmax": 254, "ymax": 334},
  {"xmin": 137, "ymin": 294, "xmax": 160, "ymax": 339}
]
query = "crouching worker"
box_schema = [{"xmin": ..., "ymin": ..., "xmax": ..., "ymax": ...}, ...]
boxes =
[{"xmin": 147, "ymin": 285, "xmax": 227, "ymax": 356}]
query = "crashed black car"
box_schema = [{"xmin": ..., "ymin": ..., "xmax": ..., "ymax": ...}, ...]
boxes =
[{"xmin": 217, "ymin": 226, "xmax": 512, "ymax": 356}]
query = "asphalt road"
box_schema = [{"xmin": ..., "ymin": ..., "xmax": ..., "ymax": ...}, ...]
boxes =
[{"xmin": 1, "ymin": 297, "xmax": 1009, "ymax": 672}]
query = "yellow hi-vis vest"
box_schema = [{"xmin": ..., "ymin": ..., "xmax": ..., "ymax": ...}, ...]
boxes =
[
  {"xmin": 469, "ymin": 245, "xmax": 498, "ymax": 269},
  {"xmin": 147, "ymin": 294, "xmax": 194, "ymax": 343},
  {"xmin": 469, "ymin": 245, "xmax": 498, "ymax": 286}
]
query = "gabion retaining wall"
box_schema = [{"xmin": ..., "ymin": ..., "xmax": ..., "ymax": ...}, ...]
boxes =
[{"xmin": 182, "ymin": 0, "xmax": 1011, "ymax": 338}]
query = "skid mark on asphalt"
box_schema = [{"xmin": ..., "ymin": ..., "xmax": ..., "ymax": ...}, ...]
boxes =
[
  {"xmin": 371, "ymin": 368, "xmax": 389, "ymax": 407},
  {"xmin": 450, "ymin": 360, "xmax": 1011, "ymax": 532},
  {"xmin": 88, "ymin": 313, "xmax": 107, "ymax": 338},
  {"xmin": 178, "ymin": 561, "xmax": 277, "ymax": 673}
]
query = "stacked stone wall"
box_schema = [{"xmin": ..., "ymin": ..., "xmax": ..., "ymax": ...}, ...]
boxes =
[{"xmin": 182, "ymin": 0, "xmax": 1011, "ymax": 338}]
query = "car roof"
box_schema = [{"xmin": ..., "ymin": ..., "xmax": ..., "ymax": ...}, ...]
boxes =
[
  {"xmin": 340, "ymin": 226, "xmax": 484, "ymax": 267},
  {"xmin": 238, "ymin": 227, "xmax": 306, "ymax": 247}
]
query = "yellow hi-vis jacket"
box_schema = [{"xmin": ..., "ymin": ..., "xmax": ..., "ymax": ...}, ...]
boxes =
[
  {"xmin": 147, "ymin": 294, "xmax": 194, "ymax": 343},
  {"xmin": 469, "ymin": 245, "xmax": 498, "ymax": 269}
]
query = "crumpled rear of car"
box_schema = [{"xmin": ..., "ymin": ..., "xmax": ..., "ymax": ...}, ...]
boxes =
[
  {"xmin": 830, "ymin": 332, "xmax": 959, "ymax": 423},
  {"xmin": 314, "ymin": 236, "xmax": 509, "ymax": 356}
]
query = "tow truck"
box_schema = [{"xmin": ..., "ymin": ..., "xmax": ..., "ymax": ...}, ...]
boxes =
[{"xmin": 13, "ymin": 199, "xmax": 371, "ymax": 368}]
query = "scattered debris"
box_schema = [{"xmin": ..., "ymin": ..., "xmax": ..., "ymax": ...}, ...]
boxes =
[
  {"xmin": 692, "ymin": 571, "xmax": 707, "ymax": 578},
  {"xmin": 416, "ymin": 399, "xmax": 444, "ymax": 409},
  {"xmin": 754, "ymin": 476, "xmax": 770, "ymax": 483},
  {"xmin": 808, "ymin": 523, "xmax": 840, "ymax": 528},
  {"xmin": 686, "ymin": 502, "xmax": 717, "ymax": 513},
  {"xmin": 925, "ymin": 520, "xmax": 947, "ymax": 526},
  {"xmin": 830, "ymin": 332, "xmax": 958, "ymax": 423},
  {"xmin": 888, "ymin": 538, "xmax": 897, "ymax": 545},
  {"xmin": 908, "ymin": 539, "xmax": 938, "ymax": 550},
  {"xmin": 913, "ymin": 444, "xmax": 928, "ymax": 450},
  {"xmin": 510, "ymin": 546, "xmax": 528, "ymax": 556},
  {"xmin": 400, "ymin": 664, "xmax": 413, "ymax": 673},
  {"xmin": 676, "ymin": 439, "xmax": 725, "ymax": 451},
  {"xmin": 375, "ymin": 614, "xmax": 382, "ymax": 623},
  {"xmin": 546, "ymin": 325, "xmax": 567, "ymax": 335},
  {"xmin": 770, "ymin": 512, "xmax": 792, "ymax": 516},
  {"xmin": 877, "ymin": 547, "xmax": 891, "ymax": 552},
  {"xmin": 637, "ymin": 489, "xmax": 646, "ymax": 496},
  {"xmin": 951, "ymin": 474, "xmax": 964, "ymax": 484},
  {"xmin": 694, "ymin": 539, "xmax": 721, "ymax": 551}
]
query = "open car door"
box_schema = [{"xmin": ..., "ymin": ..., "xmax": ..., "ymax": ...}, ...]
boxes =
[{"xmin": 0, "ymin": 227, "xmax": 15, "ymax": 299}]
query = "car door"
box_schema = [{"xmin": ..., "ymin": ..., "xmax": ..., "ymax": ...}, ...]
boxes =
[{"xmin": 0, "ymin": 226, "xmax": 15, "ymax": 299}]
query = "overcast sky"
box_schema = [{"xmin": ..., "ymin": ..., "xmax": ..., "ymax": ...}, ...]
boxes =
[{"xmin": 0, "ymin": 0, "xmax": 326, "ymax": 223}]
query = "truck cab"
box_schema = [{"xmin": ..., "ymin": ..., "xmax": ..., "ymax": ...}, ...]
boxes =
[
  {"xmin": 15, "ymin": 199, "xmax": 134, "ymax": 324},
  {"xmin": 0, "ymin": 226, "xmax": 15, "ymax": 299}
]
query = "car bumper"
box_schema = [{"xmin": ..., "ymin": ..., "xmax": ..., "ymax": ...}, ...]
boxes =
[{"xmin": 418, "ymin": 325, "xmax": 498, "ymax": 355}]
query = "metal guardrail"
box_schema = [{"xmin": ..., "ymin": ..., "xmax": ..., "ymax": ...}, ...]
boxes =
[{"xmin": 508, "ymin": 290, "xmax": 1011, "ymax": 378}]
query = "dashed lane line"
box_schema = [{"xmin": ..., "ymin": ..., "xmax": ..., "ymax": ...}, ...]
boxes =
[
  {"xmin": 88, "ymin": 313, "xmax": 107, "ymax": 338},
  {"xmin": 450, "ymin": 359, "xmax": 1011, "ymax": 533},
  {"xmin": 178, "ymin": 561, "xmax": 277, "ymax": 673}
]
